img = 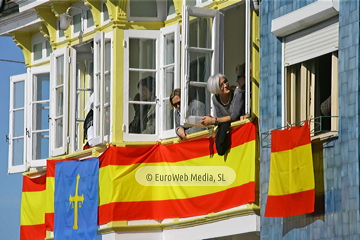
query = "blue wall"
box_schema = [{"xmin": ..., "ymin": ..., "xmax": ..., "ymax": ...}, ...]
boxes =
[{"xmin": 259, "ymin": 0, "xmax": 360, "ymax": 239}]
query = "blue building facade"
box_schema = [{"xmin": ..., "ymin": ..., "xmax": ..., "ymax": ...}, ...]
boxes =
[{"xmin": 259, "ymin": 0, "xmax": 360, "ymax": 239}]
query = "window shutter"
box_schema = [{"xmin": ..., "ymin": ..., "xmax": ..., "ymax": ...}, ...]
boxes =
[{"xmin": 284, "ymin": 16, "xmax": 338, "ymax": 66}]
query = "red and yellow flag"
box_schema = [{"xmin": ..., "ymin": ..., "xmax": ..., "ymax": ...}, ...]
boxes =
[
  {"xmin": 98, "ymin": 121, "xmax": 256, "ymax": 223},
  {"xmin": 265, "ymin": 121, "xmax": 315, "ymax": 217},
  {"xmin": 20, "ymin": 174, "xmax": 46, "ymax": 240}
]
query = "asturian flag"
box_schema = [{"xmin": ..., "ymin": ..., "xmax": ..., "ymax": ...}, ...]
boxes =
[{"xmin": 54, "ymin": 158, "xmax": 99, "ymax": 239}]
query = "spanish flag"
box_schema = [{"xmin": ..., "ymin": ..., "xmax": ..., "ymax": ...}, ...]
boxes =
[
  {"xmin": 20, "ymin": 174, "xmax": 46, "ymax": 240},
  {"xmin": 98, "ymin": 121, "xmax": 256, "ymax": 223},
  {"xmin": 265, "ymin": 121, "xmax": 315, "ymax": 217}
]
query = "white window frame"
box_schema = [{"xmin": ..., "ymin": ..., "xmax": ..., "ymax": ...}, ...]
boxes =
[
  {"xmin": 8, "ymin": 73, "xmax": 27, "ymax": 174},
  {"xmin": 85, "ymin": 8, "xmax": 95, "ymax": 31},
  {"xmin": 32, "ymin": 33, "xmax": 51, "ymax": 64},
  {"xmin": 284, "ymin": 52, "xmax": 338, "ymax": 136},
  {"xmin": 50, "ymin": 47, "xmax": 69, "ymax": 156},
  {"xmin": 159, "ymin": 23, "xmax": 180, "ymax": 139},
  {"xmin": 181, "ymin": 5, "xmax": 220, "ymax": 126},
  {"xmin": 92, "ymin": 31, "xmax": 113, "ymax": 146},
  {"xmin": 28, "ymin": 66, "xmax": 51, "ymax": 168},
  {"xmin": 126, "ymin": 0, "xmax": 167, "ymax": 22},
  {"xmin": 123, "ymin": 30, "xmax": 160, "ymax": 142}
]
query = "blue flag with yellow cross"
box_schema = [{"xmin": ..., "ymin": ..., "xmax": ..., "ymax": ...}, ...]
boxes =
[{"xmin": 54, "ymin": 158, "xmax": 99, "ymax": 239}]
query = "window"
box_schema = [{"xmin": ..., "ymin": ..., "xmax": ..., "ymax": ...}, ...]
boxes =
[
  {"xmin": 92, "ymin": 32, "xmax": 112, "ymax": 145},
  {"xmin": 8, "ymin": 74, "xmax": 27, "ymax": 173},
  {"xmin": 185, "ymin": 0, "xmax": 212, "ymax": 7},
  {"xmin": 50, "ymin": 48, "xmax": 69, "ymax": 156},
  {"xmin": 86, "ymin": 9, "xmax": 94, "ymax": 28},
  {"xmin": 32, "ymin": 33, "xmax": 52, "ymax": 62},
  {"xmin": 58, "ymin": 19, "xmax": 65, "ymax": 39},
  {"xmin": 127, "ymin": 0, "xmax": 167, "ymax": 22},
  {"xmin": 8, "ymin": 66, "xmax": 51, "ymax": 173},
  {"xmin": 286, "ymin": 52, "xmax": 338, "ymax": 135},
  {"xmin": 123, "ymin": 25, "xmax": 180, "ymax": 141},
  {"xmin": 73, "ymin": 13, "xmax": 82, "ymax": 33},
  {"xmin": 102, "ymin": 2, "xmax": 109, "ymax": 22},
  {"xmin": 181, "ymin": 6, "xmax": 220, "ymax": 126}
]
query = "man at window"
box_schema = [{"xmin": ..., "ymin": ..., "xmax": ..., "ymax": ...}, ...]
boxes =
[{"xmin": 129, "ymin": 76, "xmax": 156, "ymax": 134}]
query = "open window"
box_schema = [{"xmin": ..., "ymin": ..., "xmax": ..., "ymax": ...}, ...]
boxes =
[
  {"xmin": 28, "ymin": 66, "xmax": 51, "ymax": 167},
  {"xmin": 50, "ymin": 47, "xmax": 69, "ymax": 156},
  {"xmin": 123, "ymin": 30, "xmax": 159, "ymax": 141},
  {"xmin": 181, "ymin": 6, "xmax": 220, "ymax": 126},
  {"xmin": 8, "ymin": 74, "xmax": 27, "ymax": 173},
  {"xmin": 286, "ymin": 52, "xmax": 338, "ymax": 135},
  {"xmin": 123, "ymin": 25, "xmax": 180, "ymax": 141},
  {"xmin": 8, "ymin": 66, "xmax": 51, "ymax": 173}
]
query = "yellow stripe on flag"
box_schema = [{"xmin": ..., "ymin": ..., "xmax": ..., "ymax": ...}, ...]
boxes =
[
  {"xmin": 20, "ymin": 191, "xmax": 46, "ymax": 226},
  {"xmin": 268, "ymin": 143, "xmax": 314, "ymax": 196},
  {"xmin": 99, "ymin": 139, "xmax": 255, "ymax": 205}
]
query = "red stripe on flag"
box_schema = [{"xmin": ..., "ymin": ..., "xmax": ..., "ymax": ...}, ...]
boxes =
[
  {"xmin": 22, "ymin": 175, "xmax": 46, "ymax": 192},
  {"xmin": 264, "ymin": 189, "xmax": 315, "ymax": 217},
  {"xmin": 100, "ymin": 122, "xmax": 256, "ymax": 167},
  {"xmin": 271, "ymin": 121, "xmax": 311, "ymax": 153},
  {"xmin": 20, "ymin": 224, "xmax": 46, "ymax": 240},
  {"xmin": 45, "ymin": 213, "xmax": 54, "ymax": 231},
  {"xmin": 98, "ymin": 181, "xmax": 255, "ymax": 224}
]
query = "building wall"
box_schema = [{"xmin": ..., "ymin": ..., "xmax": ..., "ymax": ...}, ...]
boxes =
[{"xmin": 259, "ymin": 0, "xmax": 360, "ymax": 239}]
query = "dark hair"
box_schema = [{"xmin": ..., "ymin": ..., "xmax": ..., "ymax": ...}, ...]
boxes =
[
  {"xmin": 137, "ymin": 76, "xmax": 155, "ymax": 92},
  {"xmin": 169, "ymin": 88, "xmax": 181, "ymax": 109}
]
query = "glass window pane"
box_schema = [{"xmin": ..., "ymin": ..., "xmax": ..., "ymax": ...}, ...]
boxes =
[
  {"xmin": 162, "ymin": 100, "xmax": 173, "ymax": 131},
  {"xmin": 58, "ymin": 20, "xmax": 65, "ymax": 38},
  {"xmin": 105, "ymin": 41, "xmax": 111, "ymax": 71},
  {"xmin": 46, "ymin": 41, "xmax": 52, "ymax": 57},
  {"xmin": 14, "ymin": 81, "xmax": 25, "ymax": 109},
  {"xmin": 87, "ymin": 10, "xmax": 94, "ymax": 27},
  {"xmin": 189, "ymin": 17, "xmax": 212, "ymax": 48},
  {"xmin": 13, "ymin": 110, "xmax": 24, "ymax": 137},
  {"xmin": 33, "ymin": 103, "xmax": 49, "ymax": 130},
  {"xmin": 189, "ymin": 51, "xmax": 211, "ymax": 83},
  {"xmin": 13, "ymin": 138, "xmax": 24, "ymax": 166},
  {"xmin": 56, "ymin": 87, "xmax": 64, "ymax": 116},
  {"xmin": 188, "ymin": 85, "xmax": 208, "ymax": 116},
  {"xmin": 164, "ymin": 66, "xmax": 174, "ymax": 97},
  {"xmin": 167, "ymin": 0, "xmax": 175, "ymax": 15},
  {"xmin": 32, "ymin": 132, "xmax": 49, "ymax": 160},
  {"xmin": 129, "ymin": 71, "xmax": 156, "ymax": 102},
  {"xmin": 73, "ymin": 13, "xmax": 82, "ymax": 33},
  {"xmin": 33, "ymin": 73, "xmax": 50, "ymax": 101},
  {"xmin": 186, "ymin": 0, "xmax": 196, "ymax": 6},
  {"xmin": 130, "ymin": 0, "xmax": 157, "ymax": 18},
  {"xmin": 103, "ymin": 3, "xmax": 109, "ymax": 21},
  {"xmin": 164, "ymin": 33, "xmax": 175, "ymax": 65},
  {"xmin": 55, "ymin": 118, "xmax": 63, "ymax": 148},
  {"xmin": 33, "ymin": 42, "xmax": 42, "ymax": 61},
  {"xmin": 104, "ymin": 106, "xmax": 110, "ymax": 136},
  {"xmin": 105, "ymin": 74, "xmax": 111, "ymax": 104},
  {"xmin": 56, "ymin": 55, "xmax": 64, "ymax": 85},
  {"xmin": 129, "ymin": 103, "xmax": 156, "ymax": 134},
  {"xmin": 129, "ymin": 38, "xmax": 156, "ymax": 69}
]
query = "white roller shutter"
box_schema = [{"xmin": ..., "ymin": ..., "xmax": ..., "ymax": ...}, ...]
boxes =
[{"xmin": 284, "ymin": 16, "xmax": 338, "ymax": 66}]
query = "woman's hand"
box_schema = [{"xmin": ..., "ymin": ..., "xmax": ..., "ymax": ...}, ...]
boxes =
[
  {"xmin": 177, "ymin": 127, "xmax": 187, "ymax": 140},
  {"xmin": 199, "ymin": 115, "xmax": 215, "ymax": 126}
]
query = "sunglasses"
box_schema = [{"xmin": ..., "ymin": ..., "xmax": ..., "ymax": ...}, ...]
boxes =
[
  {"xmin": 172, "ymin": 101, "xmax": 181, "ymax": 107},
  {"xmin": 219, "ymin": 78, "xmax": 228, "ymax": 88}
]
